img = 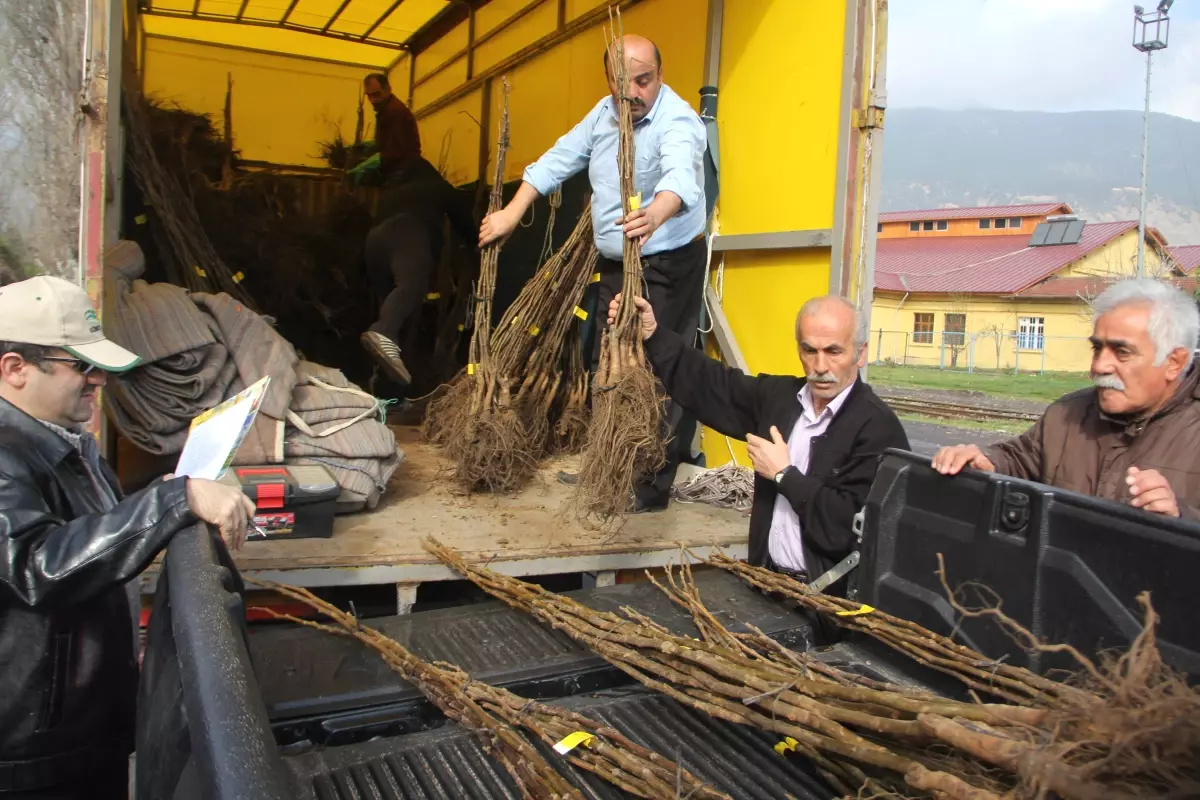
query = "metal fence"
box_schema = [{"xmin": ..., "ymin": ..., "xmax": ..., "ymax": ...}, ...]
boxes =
[{"xmin": 868, "ymin": 330, "xmax": 1093, "ymax": 374}]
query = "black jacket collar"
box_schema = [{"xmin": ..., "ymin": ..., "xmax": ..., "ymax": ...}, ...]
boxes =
[{"xmin": 0, "ymin": 395, "xmax": 74, "ymax": 467}]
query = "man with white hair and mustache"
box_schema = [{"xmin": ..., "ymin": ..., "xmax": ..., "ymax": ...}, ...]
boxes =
[
  {"xmin": 933, "ymin": 278, "xmax": 1200, "ymax": 519},
  {"xmin": 608, "ymin": 292, "xmax": 909, "ymax": 593}
]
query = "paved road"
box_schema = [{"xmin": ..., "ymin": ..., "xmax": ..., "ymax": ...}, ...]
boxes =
[{"xmin": 901, "ymin": 420, "xmax": 1010, "ymax": 458}]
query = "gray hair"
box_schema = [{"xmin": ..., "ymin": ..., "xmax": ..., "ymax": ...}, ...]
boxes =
[
  {"xmin": 795, "ymin": 295, "xmax": 869, "ymax": 351},
  {"xmin": 1091, "ymin": 278, "xmax": 1200, "ymax": 366}
]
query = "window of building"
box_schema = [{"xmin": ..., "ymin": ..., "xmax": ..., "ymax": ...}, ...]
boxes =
[
  {"xmin": 944, "ymin": 313, "xmax": 966, "ymax": 346},
  {"xmin": 922, "ymin": 220, "xmax": 934, "ymax": 231},
  {"xmin": 995, "ymin": 218, "xmax": 1007, "ymax": 229},
  {"xmin": 979, "ymin": 219, "xmax": 991, "ymax": 230},
  {"xmin": 1018, "ymin": 316, "xmax": 1045, "ymax": 350},
  {"xmin": 913, "ymin": 313, "xmax": 934, "ymax": 344},
  {"xmin": 1008, "ymin": 217, "xmax": 1022, "ymax": 229},
  {"xmin": 878, "ymin": 222, "xmax": 883, "ymax": 233},
  {"xmin": 936, "ymin": 220, "xmax": 948, "ymax": 231},
  {"xmin": 909, "ymin": 222, "xmax": 920, "ymax": 232}
]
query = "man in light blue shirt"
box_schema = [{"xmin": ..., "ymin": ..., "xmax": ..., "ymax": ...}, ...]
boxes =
[{"xmin": 479, "ymin": 35, "xmax": 708, "ymax": 511}]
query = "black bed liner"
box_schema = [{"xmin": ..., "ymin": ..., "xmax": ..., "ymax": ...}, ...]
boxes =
[{"xmin": 253, "ymin": 569, "xmax": 816, "ymax": 745}]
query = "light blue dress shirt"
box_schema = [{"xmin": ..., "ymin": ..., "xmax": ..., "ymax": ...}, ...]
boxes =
[{"xmin": 522, "ymin": 84, "xmax": 706, "ymax": 261}]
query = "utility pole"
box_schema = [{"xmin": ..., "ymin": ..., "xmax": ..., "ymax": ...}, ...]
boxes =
[{"xmin": 1132, "ymin": 1, "xmax": 1172, "ymax": 279}]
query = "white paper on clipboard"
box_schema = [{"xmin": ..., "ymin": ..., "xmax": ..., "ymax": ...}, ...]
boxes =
[{"xmin": 174, "ymin": 376, "xmax": 271, "ymax": 481}]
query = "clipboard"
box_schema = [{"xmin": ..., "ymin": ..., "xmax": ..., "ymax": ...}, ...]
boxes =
[{"xmin": 174, "ymin": 376, "xmax": 271, "ymax": 481}]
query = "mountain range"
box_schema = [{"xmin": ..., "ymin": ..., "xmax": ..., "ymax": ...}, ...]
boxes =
[{"xmin": 881, "ymin": 108, "xmax": 1200, "ymax": 247}]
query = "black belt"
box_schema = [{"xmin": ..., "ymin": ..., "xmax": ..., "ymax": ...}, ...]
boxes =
[{"xmin": 765, "ymin": 556, "xmax": 809, "ymax": 583}]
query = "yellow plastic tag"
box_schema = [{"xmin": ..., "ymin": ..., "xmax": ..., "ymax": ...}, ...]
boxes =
[
  {"xmin": 528, "ymin": 325, "xmax": 540, "ymax": 336},
  {"xmin": 573, "ymin": 307, "xmax": 588, "ymax": 321},
  {"xmin": 467, "ymin": 363, "xmax": 476, "ymax": 376},
  {"xmin": 591, "ymin": 272, "xmax": 601, "ymax": 284},
  {"xmin": 194, "ymin": 266, "xmax": 208, "ymax": 278},
  {"xmin": 425, "ymin": 292, "xmax": 441, "ymax": 301},
  {"xmin": 457, "ymin": 323, "xmax": 465, "ymax": 332},
  {"xmin": 553, "ymin": 731, "xmax": 595, "ymax": 755},
  {"xmin": 774, "ymin": 737, "xmax": 799, "ymax": 756},
  {"xmin": 628, "ymin": 192, "xmax": 642, "ymax": 211},
  {"xmin": 836, "ymin": 604, "xmax": 875, "ymax": 617},
  {"xmin": 134, "ymin": 214, "xmax": 147, "ymax": 225},
  {"xmin": 232, "ymin": 271, "xmax": 245, "ymax": 283}
]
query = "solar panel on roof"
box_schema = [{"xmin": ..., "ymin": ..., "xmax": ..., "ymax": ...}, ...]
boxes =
[
  {"xmin": 1063, "ymin": 219, "xmax": 1085, "ymax": 244},
  {"xmin": 1044, "ymin": 222, "xmax": 1069, "ymax": 245},
  {"xmin": 1029, "ymin": 224, "xmax": 1050, "ymax": 246}
]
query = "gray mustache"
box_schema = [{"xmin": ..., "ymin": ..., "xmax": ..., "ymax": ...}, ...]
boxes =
[
  {"xmin": 809, "ymin": 372, "xmax": 837, "ymax": 384},
  {"xmin": 1093, "ymin": 374, "xmax": 1126, "ymax": 391}
]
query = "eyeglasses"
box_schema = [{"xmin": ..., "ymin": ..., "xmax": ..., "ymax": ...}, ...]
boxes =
[{"xmin": 39, "ymin": 357, "xmax": 98, "ymax": 376}]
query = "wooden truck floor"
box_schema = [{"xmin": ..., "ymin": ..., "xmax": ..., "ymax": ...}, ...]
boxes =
[{"xmin": 138, "ymin": 426, "xmax": 749, "ymax": 611}]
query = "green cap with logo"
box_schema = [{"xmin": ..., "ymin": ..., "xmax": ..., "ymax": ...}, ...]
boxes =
[{"xmin": 0, "ymin": 275, "xmax": 141, "ymax": 372}]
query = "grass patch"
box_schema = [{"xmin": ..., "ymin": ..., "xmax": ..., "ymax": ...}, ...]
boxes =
[
  {"xmin": 869, "ymin": 364, "xmax": 1090, "ymax": 403},
  {"xmin": 896, "ymin": 413, "xmax": 1028, "ymax": 436}
]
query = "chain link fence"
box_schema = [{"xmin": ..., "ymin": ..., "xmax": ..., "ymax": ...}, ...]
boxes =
[{"xmin": 868, "ymin": 330, "xmax": 1093, "ymax": 374}]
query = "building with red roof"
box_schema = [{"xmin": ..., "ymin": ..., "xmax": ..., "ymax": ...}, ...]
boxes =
[
  {"xmin": 1168, "ymin": 245, "xmax": 1200, "ymax": 275},
  {"xmin": 870, "ymin": 203, "xmax": 1182, "ymax": 373}
]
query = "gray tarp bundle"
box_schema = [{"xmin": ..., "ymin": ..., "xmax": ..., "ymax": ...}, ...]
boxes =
[{"xmin": 103, "ymin": 240, "xmax": 402, "ymax": 511}]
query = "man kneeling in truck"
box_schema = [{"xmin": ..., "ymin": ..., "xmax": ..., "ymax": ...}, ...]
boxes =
[
  {"xmin": 608, "ymin": 292, "xmax": 909, "ymax": 592},
  {"xmin": 933, "ymin": 278, "xmax": 1200, "ymax": 520},
  {"xmin": 0, "ymin": 277, "xmax": 256, "ymax": 799}
]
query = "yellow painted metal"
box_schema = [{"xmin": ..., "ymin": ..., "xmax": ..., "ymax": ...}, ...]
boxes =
[
  {"xmin": 142, "ymin": 36, "xmax": 369, "ymax": 165},
  {"xmin": 414, "ymin": 18, "xmax": 469, "ymax": 79},
  {"xmin": 717, "ymin": 1, "xmax": 847, "ymax": 236},
  {"xmin": 473, "ymin": 1, "xmax": 557, "ymax": 75},
  {"xmin": 420, "ymin": 90, "xmax": 485, "ymax": 185},
  {"xmin": 465, "ymin": 0, "xmax": 706, "ymax": 184},
  {"xmin": 142, "ymin": 0, "xmax": 447, "ymax": 55},
  {"xmin": 696, "ymin": 0, "xmax": 854, "ymax": 467}
]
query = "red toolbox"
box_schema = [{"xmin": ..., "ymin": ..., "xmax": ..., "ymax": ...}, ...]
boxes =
[{"xmin": 218, "ymin": 464, "xmax": 340, "ymax": 539}]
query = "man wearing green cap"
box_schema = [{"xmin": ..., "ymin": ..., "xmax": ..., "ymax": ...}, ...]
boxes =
[{"xmin": 0, "ymin": 276, "xmax": 256, "ymax": 798}]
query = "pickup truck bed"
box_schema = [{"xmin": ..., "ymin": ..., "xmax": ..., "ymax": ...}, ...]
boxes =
[{"xmin": 136, "ymin": 453, "xmax": 1200, "ymax": 800}]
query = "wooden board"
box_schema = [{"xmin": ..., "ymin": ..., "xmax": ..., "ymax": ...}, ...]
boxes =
[{"xmin": 141, "ymin": 427, "xmax": 748, "ymax": 590}]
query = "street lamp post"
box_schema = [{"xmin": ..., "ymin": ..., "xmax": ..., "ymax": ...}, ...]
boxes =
[{"xmin": 1132, "ymin": 1, "xmax": 1171, "ymax": 279}]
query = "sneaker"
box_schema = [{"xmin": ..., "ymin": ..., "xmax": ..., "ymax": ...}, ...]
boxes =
[{"xmin": 361, "ymin": 331, "xmax": 412, "ymax": 385}]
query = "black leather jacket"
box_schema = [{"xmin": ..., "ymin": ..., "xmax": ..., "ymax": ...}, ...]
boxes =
[{"xmin": 0, "ymin": 397, "xmax": 195, "ymax": 791}]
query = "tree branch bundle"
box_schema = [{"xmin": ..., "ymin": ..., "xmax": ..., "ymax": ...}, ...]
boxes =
[
  {"xmin": 250, "ymin": 579, "xmax": 727, "ymax": 800},
  {"xmin": 122, "ymin": 81, "xmax": 256, "ymax": 307},
  {"xmin": 422, "ymin": 80, "xmax": 530, "ymax": 492},
  {"xmin": 427, "ymin": 539, "xmax": 1200, "ymax": 799},
  {"xmin": 572, "ymin": 9, "xmax": 666, "ymax": 523}
]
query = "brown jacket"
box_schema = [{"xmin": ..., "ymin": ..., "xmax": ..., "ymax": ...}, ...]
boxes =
[
  {"xmin": 985, "ymin": 366, "xmax": 1200, "ymax": 520},
  {"xmin": 375, "ymin": 94, "xmax": 421, "ymax": 176}
]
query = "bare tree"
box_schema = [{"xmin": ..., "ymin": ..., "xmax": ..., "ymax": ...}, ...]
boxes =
[
  {"xmin": 977, "ymin": 322, "xmax": 1008, "ymax": 371},
  {"xmin": 0, "ymin": 1, "xmax": 85, "ymax": 280}
]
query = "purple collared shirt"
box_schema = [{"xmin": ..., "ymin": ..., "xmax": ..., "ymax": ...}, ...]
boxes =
[{"xmin": 767, "ymin": 379, "xmax": 856, "ymax": 572}]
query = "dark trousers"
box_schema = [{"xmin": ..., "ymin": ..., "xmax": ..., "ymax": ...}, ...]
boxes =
[
  {"xmin": 365, "ymin": 214, "xmax": 436, "ymax": 343},
  {"xmin": 595, "ymin": 236, "xmax": 707, "ymax": 507}
]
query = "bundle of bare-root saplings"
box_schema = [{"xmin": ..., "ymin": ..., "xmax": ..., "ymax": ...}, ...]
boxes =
[
  {"xmin": 427, "ymin": 539, "xmax": 1200, "ymax": 800},
  {"xmin": 423, "ymin": 78, "xmax": 601, "ymax": 492},
  {"xmin": 252, "ymin": 579, "xmax": 728, "ymax": 800},
  {"xmin": 573, "ymin": 16, "xmax": 666, "ymax": 524}
]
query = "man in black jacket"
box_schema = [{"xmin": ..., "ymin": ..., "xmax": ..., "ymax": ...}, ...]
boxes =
[
  {"xmin": 609, "ymin": 292, "xmax": 908, "ymax": 591},
  {"xmin": 361, "ymin": 156, "xmax": 478, "ymax": 385},
  {"xmin": 0, "ymin": 276, "xmax": 255, "ymax": 799}
]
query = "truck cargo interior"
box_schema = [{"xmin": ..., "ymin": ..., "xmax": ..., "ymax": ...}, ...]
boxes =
[{"xmin": 44, "ymin": 0, "xmax": 1200, "ymax": 798}]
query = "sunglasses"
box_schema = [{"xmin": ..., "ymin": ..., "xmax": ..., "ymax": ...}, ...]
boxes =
[{"xmin": 40, "ymin": 356, "xmax": 99, "ymax": 376}]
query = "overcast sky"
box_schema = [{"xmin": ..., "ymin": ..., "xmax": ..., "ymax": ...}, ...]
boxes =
[{"xmin": 888, "ymin": 0, "xmax": 1200, "ymax": 122}]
